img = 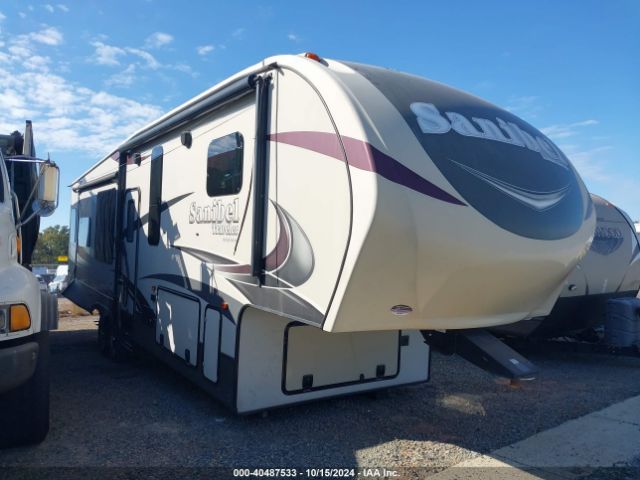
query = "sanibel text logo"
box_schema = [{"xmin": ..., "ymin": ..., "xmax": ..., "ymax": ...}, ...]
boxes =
[
  {"xmin": 410, "ymin": 102, "xmax": 568, "ymax": 169},
  {"xmin": 189, "ymin": 198, "xmax": 240, "ymax": 236}
]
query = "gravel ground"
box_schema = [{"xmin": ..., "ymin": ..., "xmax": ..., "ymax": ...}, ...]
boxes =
[{"xmin": 2, "ymin": 309, "xmax": 640, "ymax": 474}]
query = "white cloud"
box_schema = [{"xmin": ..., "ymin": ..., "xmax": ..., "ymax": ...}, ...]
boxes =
[
  {"xmin": 89, "ymin": 40, "xmax": 195, "ymax": 87},
  {"xmin": 126, "ymin": 47, "xmax": 160, "ymax": 69},
  {"xmin": 561, "ymin": 142, "xmax": 640, "ymax": 219},
  {"xmin": 287, "ymin": 33, "xmax": 300, "ymax": 42},
  {"xmin": 0, "ymin": 26, "xmax": 64, "ymax": 74},
  {"xmin": 5, "ymin": 26, "xmax": 64, "ymax": 50},
  {"xmin": 504, "ymin": 95, "xmax": 542, "ymax": 119},
  {"xmin": 24, "ymin": 55, "xmax": 52, "ymax": 71},
  {"xmin": 91, "ymin": 41, "xmax": 126, "ymax": 66},
  {"xmin": 57, "ymin": 4, "xmax": 69, "ymax": 12},
  {"xmin": 9, "ymin": 45, "xmax": 32, "ymax": 58},
  {"xmin": 197, "ymin": 44, "xmax": 214, "ymax": 56},
  {"xmin": 145, "ymin": 31, "xmax": 173, "ymax": 48},
  {"xmin": 232, "ymin": 28, "xmax": 245, "ymax": 39},
  {"xmin": 169, "ymin": 63, "xmax": 196, "ymax": 77},
  {"xmin": 0, "ymin": 11, "xmax": 6, "ymax": 21},
  {"xmin": 541, "ymin": 119, "xmax": 599, "ymax": 140},
  {"xmin": 18, "ymin": 12, "xmax": 27, "ymax": 19},
  {"xmin": 30, "ymin": 26, "xmax": 64, "ymax": 45},
  {"xmin": 562, "ymin": 144, "xmax": 613, "ymax": 182},
  {"xmin": 0, "ymin": 69, "xmax": 163, "ymax": 155},
  {"xmin": 44, "ymin": 4, "xmax": 55, "ymax": 13},
  {"xmin": 105, "ymin": 63, "xmax": 137, "ymax": 88},
  {"xmin": 0, "ymin": 25, "xmax": 188, "ymax": 162}
]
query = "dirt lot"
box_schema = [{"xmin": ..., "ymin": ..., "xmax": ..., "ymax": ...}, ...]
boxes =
[{"xmin": 2, "ymin": 302, "xmax": 640, "ymax": 476}]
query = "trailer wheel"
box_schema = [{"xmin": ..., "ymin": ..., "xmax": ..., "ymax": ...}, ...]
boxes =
[
  {"xmin": 97, "ymin": 312, "xmax": 112, "ymax": 357},
  {"xmin": 98, "ymin": 313, "xmax": 127, "ymax": 362},
  {"xmin": 0, "ymin": 332, "xmax": 50, "ymax": 448}
]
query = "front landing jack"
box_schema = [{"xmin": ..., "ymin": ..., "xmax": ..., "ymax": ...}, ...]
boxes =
[{"xmin": 421, "ymin": 329, "xmax": 538, "ymax": 380}]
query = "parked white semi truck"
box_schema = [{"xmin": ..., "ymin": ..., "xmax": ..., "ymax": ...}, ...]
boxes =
[{"xmin": 0, "ymin": 122, "xmax": 60, "ymax": 448}]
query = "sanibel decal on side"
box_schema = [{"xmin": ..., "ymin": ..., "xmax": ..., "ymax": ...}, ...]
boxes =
[{"xmin": 188, "ymin": 198, "xmax": 241, "ymax": 237}]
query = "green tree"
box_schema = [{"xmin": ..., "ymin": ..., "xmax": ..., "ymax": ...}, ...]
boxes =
[{"xmin": 32, "ymin": 225, "xmax": 69, "ymax": 265}]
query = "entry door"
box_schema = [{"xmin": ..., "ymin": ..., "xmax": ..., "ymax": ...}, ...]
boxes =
[{"xmin": 123, "ymin": 189, "xmax": 140, "ymax": 319}]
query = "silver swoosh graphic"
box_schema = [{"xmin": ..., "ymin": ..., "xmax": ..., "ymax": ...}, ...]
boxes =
[
  {"xmin": 175, "ymin": 202, "xmax": 314, "ymax": 288},
  {"xmin": 450, "ymin": 159, "xmax": 570, "ymax": 211}
]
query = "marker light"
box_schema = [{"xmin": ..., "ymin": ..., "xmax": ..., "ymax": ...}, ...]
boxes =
[
  {"xmin": 10, "ymin": 305, "xmax": 31, "ymax": 332},
  {"xmin": 304, "ymin": 52, "xmax": 323, "ymax": 63},
  {"xmin": 391, "ymin": 305, "xmax": 413, "ymax": 316}
]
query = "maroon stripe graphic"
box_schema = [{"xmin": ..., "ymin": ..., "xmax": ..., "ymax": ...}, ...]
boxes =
[
  {"xmin": 214, "ymin": 203, "xmax": 291, "ymax": 275},
  {"xmin": 268, "ymin": 131, "xmax": 466, "ymax": 206}
]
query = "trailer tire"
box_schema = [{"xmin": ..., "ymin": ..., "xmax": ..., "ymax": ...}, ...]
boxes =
[
  {"xmin": 98, "ymin": 313, "xmax": 127, "ymax": 362},
  {"xmin": 97, "ymin": 312, "xmax": 112, "ymax": 357},
  {"xmin": 0, "ymin": 332, "xmax": 50, "ymax": 448}
]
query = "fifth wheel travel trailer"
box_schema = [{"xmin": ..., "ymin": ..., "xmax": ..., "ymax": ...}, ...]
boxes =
[
  {"xmin": 495, "ymin": 194, "xmax": 640, "ymax": 339},
  {"xmin": 0, "ymin": 121, "xmax": 60, "ymax": 447},
  {"xmin": 65, "ymin": 53, "xmax": 595, "ymax": 413}
]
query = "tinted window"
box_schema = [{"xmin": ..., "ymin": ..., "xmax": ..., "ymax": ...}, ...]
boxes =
[
  {"xmin": 0, "ymin": 159, "xmax": 4, "ymax": 203},
  {"xmin": 207, "ymin": 132, "xmax": 243, "ymax": 197},
  {"xmin": 77, "ymin": 196, "xmax": 94, "ymax": 248},
  {"xmin": 78, "ymin": 217, "xmax": 91, "ymax": 247},
  {"xmin": 148, "ymin": 146, "xmax": 163, "ymax": 246},
  {"xmin": 69, "ymin": 205, "xmax": 77, "ymax": 244},
  {"xmin": 94, "ymin": 189, "xmax": 116, "ymax": 263},
  {"xmin": 126, "ymin": 199, "xmax": 136, "ymax": 243}
]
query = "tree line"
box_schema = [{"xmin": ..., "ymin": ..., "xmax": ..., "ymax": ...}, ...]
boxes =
[{"xmin": 32, "ymin": 225, "xmax": 69, "ymax": 265}]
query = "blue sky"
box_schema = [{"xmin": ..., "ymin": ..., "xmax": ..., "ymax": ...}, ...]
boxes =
[{"xmin": 0, "ymin": 0, "xmax": 638, "ymax": 228}]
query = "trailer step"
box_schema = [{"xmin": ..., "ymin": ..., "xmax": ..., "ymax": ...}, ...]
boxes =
[{"xmin": 421, "ymin": 329, "xmax": 538, "ymax": 379}]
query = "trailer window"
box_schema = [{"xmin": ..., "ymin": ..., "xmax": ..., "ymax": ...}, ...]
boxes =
[
  {"xmin": 207, "ymin": 132, "xmax": 243, "ymax": 197},
  {"xmin": 94, "ymin": 189, "xmax": 116, "ymax": 263},
  {"xmin": 126, "ymin": 199, "xmax": 136, "ymax": 242},
  {"xmin": 77, "ymin": 196, "xmax": 94, "ymax": 249},
  {"xmin": 78, "ymin": 217, "xmax": 91, "ymax": 247},
  {"xmin": 0, "ymin": 160, "xmax": 4, "ymax": 203},
  {"xmin": 69, "ymin": 206, "xmax": 77, "ymax": 244},
  {"xmin": 148, "ymin": 146, "xmax": 163, "ymax": 246}
]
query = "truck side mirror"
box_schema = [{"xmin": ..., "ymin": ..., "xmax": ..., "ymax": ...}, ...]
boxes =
[{"xmin": 35, "ymin": 162, "xmax": 59, "ymax": 217}]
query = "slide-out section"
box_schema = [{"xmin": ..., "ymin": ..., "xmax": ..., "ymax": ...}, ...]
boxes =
[{"xmin": 269, "ymin": 69, "xmax": 352, "ymax": 325}]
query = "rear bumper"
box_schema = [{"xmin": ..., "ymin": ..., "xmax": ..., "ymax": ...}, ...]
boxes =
[{"xmin": 0, "ymin": 337, "xmax": 39, "ymax": 394}]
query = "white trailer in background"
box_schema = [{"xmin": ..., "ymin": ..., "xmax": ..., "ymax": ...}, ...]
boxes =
[
  {"xmin": 66, "ymin": 53, "xmax": 595, "ymax": 413},
  {"xmin": 0, "ymin": 122, "xmax": 60, "ymax": 447},
  {"xmin": 495, "ymin": 194, "xmax": 640, "ymax": 339}
]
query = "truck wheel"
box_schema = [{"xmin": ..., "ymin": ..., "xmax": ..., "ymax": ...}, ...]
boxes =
[{"xmin": 0, "ymin": 332, "xmax": 50, "ymax": 448}]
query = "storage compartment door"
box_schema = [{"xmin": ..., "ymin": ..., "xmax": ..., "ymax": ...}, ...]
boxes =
[
  {"xmin": 284, "ymin": 325, "xmax": 400, "ymax": 393},
  {"xmin": 155, "ymin": 289, "xmax": 200, "ymax": 366},
  {"xmin": 203, "ymin": 308, "xmax": 221, "ymax": 382}
]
